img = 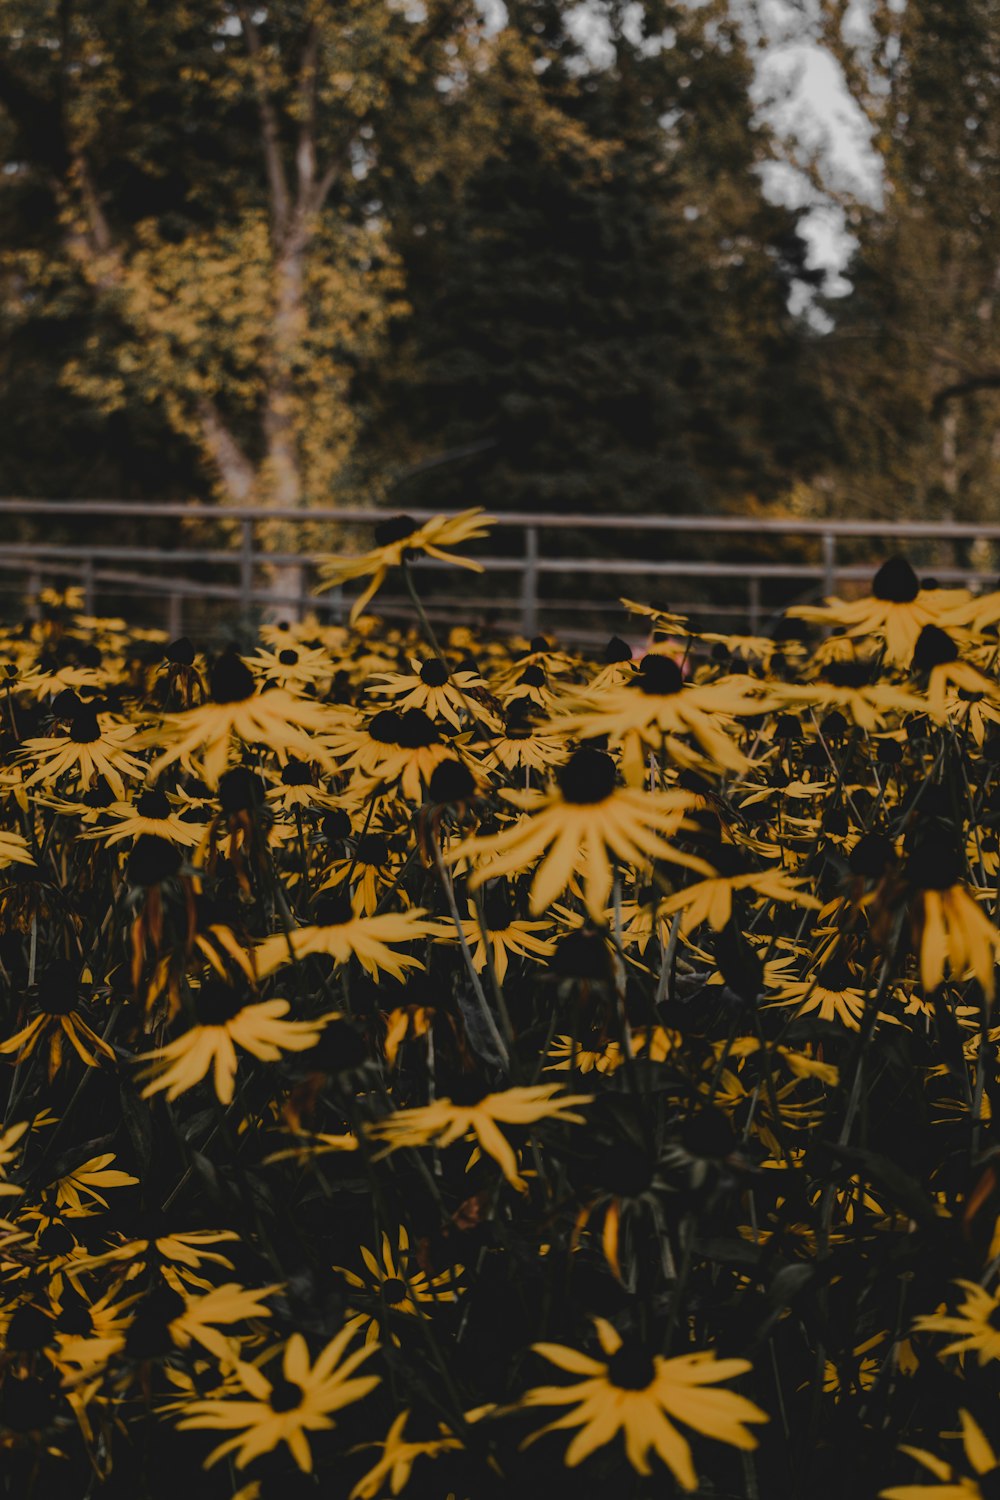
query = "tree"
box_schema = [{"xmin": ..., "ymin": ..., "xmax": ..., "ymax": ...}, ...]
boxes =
[
  {"xmin": 0, "ymin": 0, "xmax": 490, "ymax": 527},
  {"xmin": 369, "ymin": 0, "xmax": 827, "ymax": 528},
  {"xmin": 813, "ymin": 0, "xmax": 1000, "ymax": 530}
]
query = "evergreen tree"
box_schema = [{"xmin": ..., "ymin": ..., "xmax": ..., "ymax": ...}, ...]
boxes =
[{"xmin": 374, "ymin": 0, "xmax": 827, "ymax": 521}]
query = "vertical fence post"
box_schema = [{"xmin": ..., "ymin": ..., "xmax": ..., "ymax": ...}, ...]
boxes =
[
  {"xmin": 748, "ymin": 575, "xmax": 761, "ymax": 635},
  {"xmin": 82, "ymin": 555, "xmax": 95, "ymax": 616},
  {"xmin": 822, "ymin": 532, "xmax": 836, "ymax": 597},
  {"xmin": 168, "ymin": 593, "xmax": 182, "ymax": 639},
  {"xmin": 240, "ymin": 520, "xmax": 254, "ymax": 625},
  {"xmin": 521, "ymin": 526, "xmax": 539, "ymax": 638}
]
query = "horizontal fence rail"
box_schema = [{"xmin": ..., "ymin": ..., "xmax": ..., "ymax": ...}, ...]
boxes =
[{"xmin": 2, "ymin": 500, "xmax": 998, "ymax": 642}]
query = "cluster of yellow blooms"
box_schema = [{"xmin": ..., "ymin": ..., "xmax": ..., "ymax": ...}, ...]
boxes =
[{"xmin": 0, "ymin": 515, "xmax": 999, "ymax": 1498}]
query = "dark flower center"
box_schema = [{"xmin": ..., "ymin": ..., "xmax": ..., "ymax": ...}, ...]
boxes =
[
  {"xmin": 906, "ymin": 836, "xmax": 964, "ymax": 891},
  {"xmin": 987, "ymin": 1303, "xmax": 1000, "ymax": 1332},
  {"xmin": 483, "ymin": 884, "xmax": 513, "ymax": 931},
  {"xmin": 607, "ymin": 1344, "xmax": 656, "ymax": 1391},
  {"xmin": 219, "ymin": 767, "xmax": 266, "ymax": 813},
  {"xmin": 268, "ymin": 1377, "xmax": 305, "ymax": 1412},
  {"xmin": 322, "ymin": 809, "xmax": 352, "ymax": 843},
  {"xmin": 69, "ymin": 708, "xmax": 102, "ymax": 743},
  {"xmin": 604, "ymin": 636, "xmax": 633, "ymax": 664},
  {"xmin": 314, "ymin": 892, "xmax": 354, "ymax": 926},
  {"xmin": 57, "ymin": 1299, "xmax": 93, "ymax": 1337},
  {"xmin": 278, "ymin": 649, "xmax": 299, "ymax": 666},
  {"xmin": 124, "ymin": 1285, "xmax": 185, "ymax": 1359},
  {"xmin": 396, "ymin": 709, "xmax": 439, "ymax": 748},
  {"xmin": 382, "ymin": 1277, "xmax": 408, "ymax": 1306},
  {"xmin": 165, "ymin": 637, "xmax": 195, "ymax": 666},
  {"xmin": 821, "ymin": 660, "xmax": 873, "ymax": 690},
  {"xmin": 374, "ymin": 514, "xmax": 417, "ymax": 548},
  {"xmin": 194, "ymin": 980, "xmax": 248, "ymax": 1026},
  {"xmin": 680, "ymin": 1109, "xmax": 736, "ymax": 1160},
  {"xmin": 552, "ymin": 929, "xmax": 611, "ymax": 981},
  {"xmin": 872, "ymin": 556, "xmax": 919, "ymax": 603},
  {"xmin": 428, "ymin": 758, "xmax": 476, "ymax": 804},
  {"xmin": 6, "ymin": 1304, "xmax": 54, "ymax": 1352},
  {"xmin": 281, "ymin": 758, "xmax": 313, "ymax": 787},
  {"xmin": 355, "ymin": 833, "xmax": 388, "ymax": 866},
  {"xmin": 519, "ymin": 665, "xmax": 547, "ymax": 688},
  {"xmin": 420, "ymin": 659, "xmax": 449, "ymax": 687},
  {"xmin": 557, "ymin": 748, "xmax": 616, "ymax": 804},
  {"xmin": 504, "ymin": 698, "xmax": 537, "ymax": 739},
  {"xmin": 368, "ymin": 709, "xmax": 404, "ymax": 745},
  {"xmin": 126, "ymin": 835, "xmax": 182, "ymax": 887},
  {"xmin": 83, "ymin": 777, "xmax": 115, "ymax": 808},
  {"xmin": 912, "ymin": 625, "xmax": 958, "ymax": 672},
  {"xmin": 136, "ymin": 787, "xmax": 172, "ymax": 819},
  {"xmin": 210, "ymin": 648, "xmax": 255, "ymax": 704},
  {"xmin": 37, "ymin": 958, "xmax": 79, "ymax": 1016},
  {"xmin": 818, "ymin": 956, "xmax": 855, "ymax": 992},
  {"xmin": 635, "ymin": 654, "xmax": 683, "ymax": 696}
]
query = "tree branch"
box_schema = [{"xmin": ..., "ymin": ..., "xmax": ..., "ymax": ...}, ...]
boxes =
[
  {"xmin": 237, "ymin": 3, "xmax": 292, "ymax": 241},
  {"xmin": 931, "ymin": 374, "xmax": 1000, "ymax": 417}
]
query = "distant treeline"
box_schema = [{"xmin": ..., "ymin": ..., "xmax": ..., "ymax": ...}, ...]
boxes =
[{"xmin": 0, "ymin": 0, "xmax": 997, "ymax": 535}]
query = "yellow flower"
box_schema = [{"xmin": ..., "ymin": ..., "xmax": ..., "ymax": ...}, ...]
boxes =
[
  {"xmin": 450, "ymin": 891, "xmax": 556, "ymax": 982},
  {"xmin": 789, "ymin": 557, "xmax": 970, "ymax": 667},
  {"xmin": 369, "ymin": 1085, "xmax": 590, "ymax": 1191},
  {"xmin": 0, "ymin": 1120, "xmax": 27, "ymax": 1197},
  {"xmin": 176, "ymin": 1326, "xmax": 380, "ymax": 1472},
  {"xmin": 656, "ymin": 847, "xmax": 818, "ymax": 936},
  {"xmin": 451, "ymin": 748, "xmax": 709, "ymax": 920},
  {"xmin": 255, "ymin": 902, "xmax": 447, "ymax": 983},
  {"xmin": 335, "ymin": 1226, "xmax": 462, "ymax": 1346},
  {"xmin": 317, "ymin": 508, "xmax": 493, "ymax": 623},
  {"xmin": 146, "ymin": 647, "xmax": 337, "ymax": 786},
  {"xmin": 369, "ymin": 656, "xmax": 500, "ymax": 732},
  {"xmin": 907, "ymin": 837, "xmax": 1000, "ymax": 1000},
  {"xmin": 349, "ymin": 1409, "xmax": 463, "ymax": 1499},
  {"xmin": 77, "ymin": 784, "xmax": 204, "ymax": 848},
  {"xmin": 912, "ymin": 1280, "xmax": 1000, "ymax": 1364},
  {"xmin": 558, "ymin": 654, "xmax": 773, "ymax": 778},
  {"xmin": 53, "ymin": 1153, "xmax": 139, "ymax": 1215},
  {"xmin": 139, "ymin": 982, "xmax": 336, "ymax": 1104},
  {"xmin": 0, "ymin": 830, "xmax": 35, "ymax": 870},
  {"xmin": 19, "ymin": 708, "xmax": 147, "ymax": 802},
  {"xmin": 520, "ymin": 1319, "xmax": 767, "ymax": 1485},
  {"xmin": 882, "ymin": 1410, "xmax": 1000, "ymax": 1498}
]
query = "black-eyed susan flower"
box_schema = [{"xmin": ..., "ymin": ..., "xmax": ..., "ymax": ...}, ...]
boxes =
[
  {"xmin": 906, "ymin": 835, "xmax": 1000, "ymax": 999},
  {"xmin": 790, "ymin": 556, "xmax": 971, "ymax": 667},
  {"xmin": 175, "ymin": 1325, "xmax": 379, "ymax": 1471},
  {"xmin": 317, "ymin": 508, "xmax": 493, "ymax": 623},
  {"xmin": 558, "ymin": 654, "xmax": 770, "ymax": 779},
  {"xmin": 656, "ymin": 842, "xmax": 818, "ymax": 936},
  {"xmin": 146, "ymin": 647, "xmax": 338, "ymax": 786},
  {"xmin": 451, "ymin": 885, "xmax": 556, "ymax": 981},
  {"xmin": 254, "ymin": 899, "xmax": 447, "ymax": 982},
  {"xmin": 912, "ymin": 1281, "xmax": 1000, "ymax": 1364},
  {"xmin": 0, "ymin": 960, "xmax": 116, "ymax": 1081},
  {"xmin": 368, "ymin": 1085, "xmax": 591, "ymax": 1192},
  {"xmin": 881, "ymin": 1410, "xmax": 1000, "ymax": 1499},
  {"xmin": 349, "ymin": 1409, "xmax": 464, "ymax": 1500},
  {"xmin": 369, "ymin": 655, "xmax": 500, "ymax": 731},
  {"xmin": 519, "ymin": 1319, "xmax": 767, "ymax": 1485},
  {"xmin": 19, "ymin": 706, "xmax": 147, "ymax": 802},
  {"xmin": 335, "ymin": 1226, "xmax": 461, "ymax": 1346},
  {"xmin": 139, "ymin": 979, "xmax": 337, "ymax": 1104},
  {"xmin": 450, "ymin": 748, "xmax": 710, "ymax": 920}
]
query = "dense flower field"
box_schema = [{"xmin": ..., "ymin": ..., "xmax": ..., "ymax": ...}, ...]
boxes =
[{"xmin": 2, "ymin": 513, "xmax": 1000, "ymax": 1500}]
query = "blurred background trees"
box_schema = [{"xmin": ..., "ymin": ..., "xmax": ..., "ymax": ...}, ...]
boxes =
[{"xmin": 0, "ymin": 0, "xmax": 997, "ymax": 532}]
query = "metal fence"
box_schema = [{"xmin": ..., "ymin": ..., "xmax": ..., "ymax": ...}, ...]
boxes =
[{"xmin": 1, "ymin": 499, "xmax": 997, "ymax": 641}]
